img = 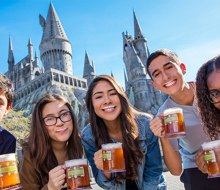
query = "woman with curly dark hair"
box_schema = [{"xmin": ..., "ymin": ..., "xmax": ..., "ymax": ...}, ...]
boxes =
[
  {"xmin": 81, "ymin": 75, "xmax": 166, "ymax": 190},
  {"xmin": 196, "ymin": 55, "xmax": 220, "ymax": 140},
  {"xmin": 195, "ymin": 55, "xmax": 220, "ymax": 176}
]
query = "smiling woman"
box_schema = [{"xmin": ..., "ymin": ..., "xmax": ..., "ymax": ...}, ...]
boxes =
[
  {"xmin": 19, "ymin": 94, "xmax": 84, "ymax": 190},
  {"xmin": 81, "ymin": 75, "xmax": 166, "ymax": 190}
]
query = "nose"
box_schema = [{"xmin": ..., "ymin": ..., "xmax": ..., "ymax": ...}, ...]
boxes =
[
  {"xmin": 103, "ymin": 94, "xmax": 111, "ymax": 104},
  {"xmin": 162, "ymin": 71, "xmax": 169, "ymax": 81},
  {"xmin": 56, "ymin": 117, "xmax": 64, "ymax": 126}
]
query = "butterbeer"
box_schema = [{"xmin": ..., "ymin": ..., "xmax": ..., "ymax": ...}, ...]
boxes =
[
  {"xmin": 0, "ymin": 153, "xmax": 22, "ymax": 190},
  {"xmin": 102, "ymin": 143, "xmax": 125, "ymax": 172},
  {"xmin": 65, "ymin": 159, "xmax": 91, "ymax": 190},
  {"xmin": 162, "ymin": 107, "xmax": 186, "ymax": 138},
  {"xmin": 202, "ymin": 140, "xmax": 220, "ymax": 177}
]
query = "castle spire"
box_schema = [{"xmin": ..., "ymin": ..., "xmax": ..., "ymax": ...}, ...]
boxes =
[
  {"xmin": 40, "ymin": 2, "xmax": 68, "ymax": 41},
  {"xmin": 8, "ymin": 36, "xmax": 15, "ymax": 71},
  {"xmin": 83, "ymin": 51, "xmax": 96, "ymax": 86},
  {"xmin": 28, "ymin": 38, "xmax": 33, "ymax": 62},
  {"xmin": 133, "ymin": 11, "xmax": 144, "ymax": 40}
]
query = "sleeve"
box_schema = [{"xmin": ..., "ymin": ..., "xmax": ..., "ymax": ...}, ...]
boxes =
[
  {"xmin": 19, "ymin": 152, "xmax": 48, "ymax": 190},
  {"xmin": 0, "ymin": 130, "xmax": 16, "ymax": 154},
  {"xmin": 143, "ymin": 127, "xmax": 165, "ymax": 190},
  {"xmin": 81, "ymin": 128, "xmax": 117, "ymax": 190}
]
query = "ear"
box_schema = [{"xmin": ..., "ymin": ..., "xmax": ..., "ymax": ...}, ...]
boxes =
[
  {"xmin": 5, "ymin": 103, "xmax": 12, "ymax": 115},
  {"xmin": 180, "ymin": 63, "xmax": 186, "ymax": 75}
]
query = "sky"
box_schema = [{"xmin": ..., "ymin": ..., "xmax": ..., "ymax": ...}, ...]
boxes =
[{"xmin": 1, "ymin": 0, "xmax": 220, "ymax": 86}]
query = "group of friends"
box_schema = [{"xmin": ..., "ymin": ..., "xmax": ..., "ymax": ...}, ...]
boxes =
[{"xmin": 0, "ymin": 48, "xmax": 220, "ymax": 190}]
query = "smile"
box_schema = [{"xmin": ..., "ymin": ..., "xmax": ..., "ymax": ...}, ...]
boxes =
[
  {"xmin": 163, "ymin": 80, "xmax": 176, "ymax": 88},
  {"xmin": 102, "ymin": 105, "xmax": 116, "ymax": 112}
]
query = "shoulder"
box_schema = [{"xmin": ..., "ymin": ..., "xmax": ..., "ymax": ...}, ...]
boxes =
[
  {"xmin": 81, "ymin": 124, "xmax": 95, "ymax": 143},
  {"xmin": 0, "ymin": 127, "xmax": 15, "ymax": 140}
]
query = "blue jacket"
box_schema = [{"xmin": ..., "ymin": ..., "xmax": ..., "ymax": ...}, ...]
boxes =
[
  {"xmin": 0, "ymin": 126, "xmax": 16, "ymax": 155},
  {"xmin": 81, "ymin": 113, "xmax": 166, "ymax": 190}
]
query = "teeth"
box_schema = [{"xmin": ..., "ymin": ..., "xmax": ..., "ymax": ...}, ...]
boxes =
[
  {"xmin": 164, "ymin": 80, "xmax": 176, "ymax": 87},
  {"xmin": 103, "ymin": 105, "xmax": 115, "ymax": 111}
]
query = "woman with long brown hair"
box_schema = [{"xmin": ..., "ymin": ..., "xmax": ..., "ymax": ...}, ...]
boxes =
[
  {"xmin": 20, "ymin": 94, "xmax": 83, "ymax": 190},
  {"xmin": 82, "ymin": 75, "xmax": 166, "ymax": 190}
]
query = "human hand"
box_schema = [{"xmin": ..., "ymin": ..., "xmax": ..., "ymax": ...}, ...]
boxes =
[
  {"xmin": 94, "ymin": 149, "xmax": 103, "ymax": 170},
  {"xmin": 150, "ymin": 115, "xmax": 165, "ymax": 138},
  {"xmin": 47, "ymin": 165, "xmax": 66, "ymax": 190},
  {"xmin": 195, "ymin": 150, "xmax": 208, "ymax": 174}
]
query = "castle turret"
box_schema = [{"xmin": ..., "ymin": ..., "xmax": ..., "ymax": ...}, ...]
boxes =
[
  {"xmin": 28, "ymin": 38, "xmax": 33, "ymax": 62},
  {"xmin": 133, "ymin": 11, "xmax": 149, "ymax": 67},
  {"xmin": 83, "ymin": 51, "xmax": 95, "ymax": 86},
  {"xmin": 39, "ymin": 2, "xmax": 73, "ymax": 74},
  {"xmin": 8, "ymin": 36, "xmax": 15, "ymax": 71}
]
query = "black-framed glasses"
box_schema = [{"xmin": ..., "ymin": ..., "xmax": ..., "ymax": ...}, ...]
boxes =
[
  {"xmin": 207, "ymin": 89, "xmax": 220, "ymax": 104},
  {"xmin": 43, "ymin": 111, "xmax": 72, "ymax": 126}
]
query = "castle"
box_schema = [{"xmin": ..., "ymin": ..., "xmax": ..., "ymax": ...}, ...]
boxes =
[{"xmin": 5, "ymin": 3, "xmax": 165, "ymax": 128}]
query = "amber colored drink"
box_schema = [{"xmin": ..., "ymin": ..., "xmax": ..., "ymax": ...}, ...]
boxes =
[
  {"xmin": 65, "ymin": 159, "xmax": 91, "ymax": 190},
  {"xmin": 0, "ymin": 153, "xmax": 21, "ymax": 190},
  {"xmin": 202, "ymin": 140, "xmax": 220, "ymax": 177},
  {"xmin": 102, "ymin": 143, "xmax": 125, "ymax": 172},
  {"xmin": 163, "ymin": 107, "xmax": 186, "ymax": 138}
]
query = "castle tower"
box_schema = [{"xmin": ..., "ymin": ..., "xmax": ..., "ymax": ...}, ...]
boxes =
[
  {"xmin": 28, "ymin": 38, "xmax": 33, "ymax": 62},
  {"xmin": 83, "ymin": 51, "xmax": 96, "ymax": 86},
  {"xmin": 39, "ymin": 2, "xmax": 73, "ymax": 74},
  {"xmin": 8, "ymin": 36, "xmax": 15, "ymax": 71},
  {"xmin": 133, "ymin": 11, "xmax": 149, "ymax": 67}
]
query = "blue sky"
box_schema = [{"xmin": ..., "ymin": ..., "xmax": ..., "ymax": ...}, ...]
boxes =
[{"xmin": 1, "ymin": 0, "xmax": 220, "ymax": 86}]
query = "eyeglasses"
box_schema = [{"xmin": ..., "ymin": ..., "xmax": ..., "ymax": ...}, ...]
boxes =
[
  {"xmin": 207, "ymin": 89, "xmax": 220, "ymax": 104},
  {"xmin": 43, "ymin": 111, "xmax": 72, "ymax": 126}
]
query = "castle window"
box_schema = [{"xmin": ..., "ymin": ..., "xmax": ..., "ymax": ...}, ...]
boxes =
[
  {"xmin": 70, "ymin": 78, "xmax": 73, "ymax": 86},
  {"xmin": 78, "ymin": 80, "xmax": 81, "ymax": 87},
  {"xmin": 60, "ymin": 75, "xmax": 64, "ymax": 83},
  {"xmin": 65, "ymin": 76, "xmax": 69, "ymax": 85},
  {"xmin": 74, "ymin": 79, "xmax": 77, "ymax": 86}
]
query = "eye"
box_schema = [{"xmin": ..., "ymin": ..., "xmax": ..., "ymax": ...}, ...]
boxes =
[
  {"xmin": 210, "ymin": 90, "xmax": 220, "ymax": 98},
  {"xmin": 44, "ymin": 117, "xmax": 55, "ymax": 122},
  {"xmin": 61, "ymin": 111, "xmax": 69, "ymax": 117}
]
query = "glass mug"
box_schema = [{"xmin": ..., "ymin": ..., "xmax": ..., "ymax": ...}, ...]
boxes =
[
  {"xmin": 162, "ymin": 107, "xmax": 186, "ymax": 138},
  {"xmin": 65, "ymin": 158, "xmax": 91, "ymax": 190},
  {"xmin": 0, "ymin": 153, "xmax": 22, "ymax": 190},
  {"xmin": 202, "ymin": 140, "xmax": 220, "ymax": 177},
  {"xmin": 102, "ymin": 142, "xmax": 125, "ymax": 172}
]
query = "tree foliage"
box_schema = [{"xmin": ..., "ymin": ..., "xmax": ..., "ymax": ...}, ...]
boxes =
[{"xmin": 0, "ymin": 109, "xmax": 31, "ymax": 147}]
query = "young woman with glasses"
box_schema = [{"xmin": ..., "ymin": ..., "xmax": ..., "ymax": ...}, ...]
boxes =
[
  {"xmin": 195, "ymin": 55, "xmax": 220, "ymax": 175},
  {"xmin": 20, "ymin": 94, "xmax": 83, "ymax": 190}
]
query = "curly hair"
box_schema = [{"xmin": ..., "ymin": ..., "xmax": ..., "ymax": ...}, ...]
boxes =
[
  {"xmin": 86, "ymin": 75, "xmax": 144, "ymax": 181},
  {"xmin": 196, "ymin": 55, "xmax": 220, "ymax": 140}
]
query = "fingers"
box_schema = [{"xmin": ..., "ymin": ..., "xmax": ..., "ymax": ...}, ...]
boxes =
[
  {"xmin": 48, "ymin": 165, "xmax": 66, "ymax": 190},
  {"xmin": 195, "ymin": 151, "xmax": 208, "ymax": 174},
  {"xmin": 150, "ymin": 117, "xmax": 165, "ymax": 137},
  {"xmin": 94, "ymin": 149, "xmax": 103, "ymax": 170}
]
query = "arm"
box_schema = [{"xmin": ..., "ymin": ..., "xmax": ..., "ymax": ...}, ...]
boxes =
[
  {"xmin": 150, "ymin": 117, "xmax": 182, "ymax": 176},
  {"xmin": 143, "ymin": 128, "xmax": 164, "ymax": 189},
  {"xmin": 20, "ymin": 152, "xmax": 48, "ymax": 190}
]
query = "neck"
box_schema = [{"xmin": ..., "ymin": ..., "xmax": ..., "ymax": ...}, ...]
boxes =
[
  {"xmin": 170, "ymin": 82, "xmax": 194, "ymax": 105},
  {"xmin": 104, "ymin": 118, "xmax": 122, "ymax": 142},
  {"xmin": 52, "ymin": 141, "xmax": 68, "ymax": 164}
]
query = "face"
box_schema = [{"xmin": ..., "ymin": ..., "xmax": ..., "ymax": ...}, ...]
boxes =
[
  {"xmin": 42, "ymin": 100, "xmax": 73, "ymax": 144},
  {"xmin": 148, "ymin": 55, "xmax": 186, "ymax": 96},
  {"xmin": 207, "ymin": 70, "xmax": 220, "ymax": 109},
  {"xmin": 0, "ymin": 92, "xmax": 10, "ymax": 121},
  {"xmin": 92, "ymin": 80, "xmax": 122, "ymax": 125}
]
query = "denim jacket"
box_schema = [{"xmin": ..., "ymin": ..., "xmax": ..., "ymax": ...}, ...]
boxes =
[{"xmin": 81, "ymin": 113, "xmax": 166, "ymax": 190}]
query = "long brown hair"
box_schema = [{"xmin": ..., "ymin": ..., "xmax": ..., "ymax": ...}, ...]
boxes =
[
  {"xmin": 196, "ymin": 55, "xmax": 220, "ymax": 140},
  {"xmin": 86, "ymin": 75, "xmax": 144, "ymax": 180},
  {"xmin": 25, "ymin": 94, "xmax": 83, "ymax": 183}
]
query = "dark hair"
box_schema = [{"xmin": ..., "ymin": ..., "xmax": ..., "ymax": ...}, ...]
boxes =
[
  {"xmin": 26, "ymin": 94, "xmax": 83, "ymax": 183},
  {"xmin": 146, "ymin": 49, "xmax": 181, "ymax": 79},
  {"xmin": 0, "ymin": 73, "xmax": 14, "ymax": 107},
  {"xmin": 86, "ymin": 75, "xmax": 144, "ymax": 181},
  {"xmin": 196, "ymin": 55, "xmax": 220, "ymax": 140}
]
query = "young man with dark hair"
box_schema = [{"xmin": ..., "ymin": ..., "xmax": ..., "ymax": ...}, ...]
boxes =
[
  {"xmin": 0, "ymin": 73, "xmax": 16, "ymax": 154},
  {"xmin": 146, "ymin": 49, "xmax": 220, "ymax": 190}
]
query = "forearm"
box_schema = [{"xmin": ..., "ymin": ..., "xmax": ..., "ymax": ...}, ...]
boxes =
[{"xmin": 160, "ymin": 138, "xmax": 182, "ymax": 175}]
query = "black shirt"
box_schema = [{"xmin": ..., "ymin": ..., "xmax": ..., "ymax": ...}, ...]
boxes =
[{"xmin": 0, "ymin": 126, "xmax": 16, "ymax": 154}]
